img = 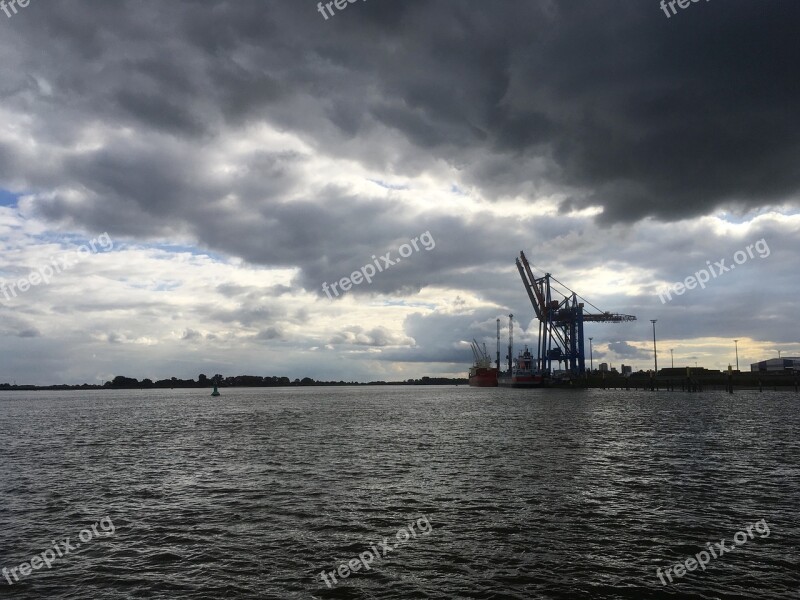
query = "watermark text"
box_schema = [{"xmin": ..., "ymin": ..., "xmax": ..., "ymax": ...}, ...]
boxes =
[
  {"xmin": 656, "ymin": 519, "xmax": 770, "ymax": 585},
  {"xmin": 1, "ymin": 233, "xmax": 114, "ymax": 303},
  {"xmin": 1, "ymin": 0, "xmax": 32, "ymax": 19},
  {"xmin": 322, "ymin": 231, "xmax": 435, "ymax": 299},
  {"xmin": 660, "ymin": 0, "xmax": 710, "ymax": 20},
  {"xmin": 658, "ymin": 238, "xmax": 769, "ymax": 304},
  {"xmin": 319, "ymin": 515, "xmax": 432, "ymax": 588},
  {"xmin": 3, "ymin": 516, "xmax": 115, "ymax": 585},
  {"xmin": 317, "ymin": 0, "xmax": 368, "ymax": 21}
]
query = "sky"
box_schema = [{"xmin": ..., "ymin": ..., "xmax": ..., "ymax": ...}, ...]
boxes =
[{"xmin": 0, "ymin": 0, "xmax": 798, "ymax": 385}]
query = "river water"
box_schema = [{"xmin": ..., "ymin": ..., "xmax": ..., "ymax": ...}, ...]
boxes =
[{"xmin": 0, "ymin": 387, "xmax": 797, "ymax": 599}]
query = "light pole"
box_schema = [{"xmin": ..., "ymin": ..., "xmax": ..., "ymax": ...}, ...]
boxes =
[
  {"xmin": 589, "ymin": 337, "xmax": 594, "ymax": 372},
  {"xmin": 778, "ymin": 349, "xmax": 782, "ymax": 359},
  {"xmin": 734, "ymin": 339, "xmax": 739, "ymax": 371},
  {"xmin": 670, "ymin": 348, "xmax": 674, "ymax": 369},
  {"xmin": 650, "ymin": 320, "xmax": 658, "ymax": 373}
]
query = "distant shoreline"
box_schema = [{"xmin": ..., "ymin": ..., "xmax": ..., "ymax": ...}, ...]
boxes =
[
  {"xmin": 3, "ymin": 371, "xmax": 797, "ymax": 392},
  {"xmin": 0, "ymin": 376, "xmax": 468, "ymax": 391}
]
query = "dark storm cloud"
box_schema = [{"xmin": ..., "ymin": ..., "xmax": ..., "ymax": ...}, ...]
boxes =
[
  {"xmin": 182, "ymin": 328, "xmax": 202, "ymax": 341},
  {"xmin": 2, "ymin": 1, "xmax": 796, "ymax": 256},
  {"xmin": 115, "ymin": 90, "xmax": 206, "ymax": 137},
  {"xmin": 4, "ymin": 320, "xmax": 42, "ymax": 339},
  {"xmin": 254, "ymin": 326, "xmax": 284, "ymax": 341}
]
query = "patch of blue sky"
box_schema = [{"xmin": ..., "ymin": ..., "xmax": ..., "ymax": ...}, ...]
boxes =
[
  {"xmin": 0, "ymin": 189, "xmax": 20, "ymax": 206},
  {"xmin": 29, "ymin": 231, "xmax": 113, "ymax": 249},
  {"xmin": 368, "ymin": 179, "xmax": 409, "ymax": 191},
  {"xmin": 28, "ymin": 233, "xmax": 227, "ymax": 262},
  {"xmin": 718, "ymin": 205, "xmax": 800, "ymax": 223},
  {"xmin": 148, "ymin": 242, "xmax": 228, "ymax": 262},
  {"xmin": 112, "ymin": 278, "xmax": 182, "ymax": 292},
  {"xmin": 378, "ymin": 299, "xmax": 437, "ymax": 310},
  {"xmin": 151, "ymin": 280, "xmax": 183, "ymax": 292}
]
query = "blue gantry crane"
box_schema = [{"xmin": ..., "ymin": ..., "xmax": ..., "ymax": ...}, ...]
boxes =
[{"xmin": 515, "ymin": 251, "xmax": 636, "ymax": 376}]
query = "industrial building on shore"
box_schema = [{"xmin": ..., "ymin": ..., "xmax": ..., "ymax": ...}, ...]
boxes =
[{"xmin": 751, "ymin": 357, "xmax": 800, "ymax": 372}]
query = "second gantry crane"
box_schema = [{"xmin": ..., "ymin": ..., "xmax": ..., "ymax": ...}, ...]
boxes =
[{"xmin": 515, "ymin": 251, "xmax": 636, "ymax": 376}]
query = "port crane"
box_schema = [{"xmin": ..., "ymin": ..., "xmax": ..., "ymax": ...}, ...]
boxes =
[
  {"xmin": 470, "ymin": 339, "xmax": 493, "ymax": 370},
  {"xmin": 515, "ymin": 251, "xmax": 636, "ymax": 376}
]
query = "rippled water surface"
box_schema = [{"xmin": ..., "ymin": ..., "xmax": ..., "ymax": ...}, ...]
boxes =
[{"xmin": 1, "ymin": 387, "xmax": 798, "ymax": 599}]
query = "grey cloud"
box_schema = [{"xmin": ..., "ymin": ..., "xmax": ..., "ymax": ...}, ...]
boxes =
[
  {"xmin": 182, "ymin": 328, "xmax": 202, "ymax": 341},
  {"xmin": 2, "ymin": 1, "xmax": 796, "ymax": 246},
  {"xmin": 328, "ymin": 325, "xmax": 412, "ymax": 348},
  {"xmin": 254, "ymin": 326, "xmax": 284, "ymax": 341},
  {"xmin": 606, "ymin": 341, "xmax": 651, "ymax": 360}
]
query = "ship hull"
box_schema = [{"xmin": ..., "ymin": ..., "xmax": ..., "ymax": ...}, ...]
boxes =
[
  {"xmin": 497, "ymin": 374, "xmax": 545, "ymax": 388},
  {"xmin": 469, "ymin": 368, "xmax": 498, "ymax": 387}
]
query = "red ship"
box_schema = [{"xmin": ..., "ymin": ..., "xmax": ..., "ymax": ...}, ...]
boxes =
[
  {"xmin": 496, "ymin": 315, "xmax": 544, "ymax": 388},
  {"xmin": 497, "ymin": 345, "xmax": 544, "ymax": 388},
  {"xmin": 468, "ymin": 339, "xmax": 498, "ymax": 387}
]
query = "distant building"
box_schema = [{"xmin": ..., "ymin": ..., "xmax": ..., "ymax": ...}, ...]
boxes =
[
  {"xmin": 751, "ymin": 358, "xmax": 800, "ymax": 372},
  {"xmin": 599, "ymin": 362, "xmax": 609, "ymax": 372},
  {"xmin": 621, "ymin": 364, "xmax": 632, "ymax": 377}
]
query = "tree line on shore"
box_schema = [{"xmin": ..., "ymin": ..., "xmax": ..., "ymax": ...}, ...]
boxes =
[{"xmin": 0, "ymin": 374, "xmax": 468, "ymax": 390}]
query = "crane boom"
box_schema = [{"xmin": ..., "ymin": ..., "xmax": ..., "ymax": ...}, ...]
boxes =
[
  {"xmin": 584, "ymin": 312, "xmax": 637, "ymax": 322},
  {"xmin": 515, "ymin": 251, "xmax": 637, "ymax": 376}
]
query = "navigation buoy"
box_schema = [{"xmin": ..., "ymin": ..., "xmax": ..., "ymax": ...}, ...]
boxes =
[{"xmin": 211, "ymin": 385, "xmax": 220, "ymax": 397}]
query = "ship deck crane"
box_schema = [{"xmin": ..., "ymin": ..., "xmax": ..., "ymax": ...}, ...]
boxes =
[
  {"xmin": 515, "ymin": 251, "xmax": 636, "ymax": 376},
  {"xmin": 470, "ymin": 339, "xmax": 492, "ymax": 369}
]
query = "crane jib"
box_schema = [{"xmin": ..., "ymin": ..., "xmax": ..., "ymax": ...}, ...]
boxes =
[{"xmin": 515, "ymin": 250, "xmax": 637, "ymax": 376}]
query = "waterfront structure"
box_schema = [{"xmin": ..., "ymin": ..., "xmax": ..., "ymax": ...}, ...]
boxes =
[
  {"xmin": 751, "ymin": 357, "xmax": 800, "ymax": 372},
  {"xmin": 514, "ymin": 251, "xmax": 636, "ymax": 376}
]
